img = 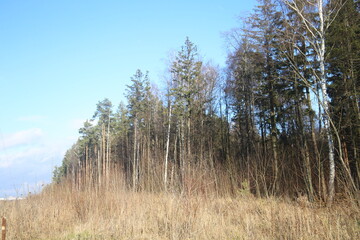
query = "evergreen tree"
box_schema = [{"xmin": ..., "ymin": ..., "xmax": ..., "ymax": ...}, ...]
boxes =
[
  {"xmin": 247, "ymin": 0, "xmax": 284, "ymax": 194},
  {"xmin": 125, "ymin": 69, "xmax": 151, "ymax": 190},
  {"xmin": 169, "ymin": 37, "xmax": 202, "ymax": 188},
  {"xmin": 327, "ymin": 0, "xmax": 360, "ymax": 190}
]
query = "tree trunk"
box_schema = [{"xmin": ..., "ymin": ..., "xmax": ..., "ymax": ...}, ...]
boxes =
[
  {"xmin": 269, "ymin": 79, "xmax": 279, "ymax": 194},
  {"xmin": 164, "ymin": 105, "xmax": 172, "ymax": 191},
  {"xmin": 317, "ymin": 0, "xmax": 336, "ymax": 205},
  {"xmin": 133, "ymin": 117, "xmax": 138, "ymax": 191}
]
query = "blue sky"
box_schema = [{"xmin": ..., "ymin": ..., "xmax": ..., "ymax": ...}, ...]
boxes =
[{"xmin": 0, "ymin": 0, "xmax": 256, "ymax": 197}]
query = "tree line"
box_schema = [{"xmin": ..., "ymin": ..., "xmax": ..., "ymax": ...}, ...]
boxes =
[{"xmin": 53, "ymin": 0, "xmax": 359, "ymax": 205}]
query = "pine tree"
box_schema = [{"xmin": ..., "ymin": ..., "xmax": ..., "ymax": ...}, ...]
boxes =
[
  {"xmin": 125, "ymin": 69, "xmax": 151, "ymax": 190},
  {"xmin": 169, "ymin": 37, "xmax": 202, "ymax": 189},
  {"xmin": 247, "ymin": 0, "xmax": 284, "ymax": 194},
  {"xmin": 327, "ymin": 0, "xmax": 360, "ymax": 191}
]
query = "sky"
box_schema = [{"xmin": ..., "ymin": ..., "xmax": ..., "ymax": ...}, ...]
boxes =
[{"xmin": 0, "ymin": 0, "xmax": 257, "ymax": 197}]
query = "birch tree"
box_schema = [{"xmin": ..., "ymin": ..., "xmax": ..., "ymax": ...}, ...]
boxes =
[{"xmin": 281, "ymin": 0, "xmax": 355, "ymax": 204}]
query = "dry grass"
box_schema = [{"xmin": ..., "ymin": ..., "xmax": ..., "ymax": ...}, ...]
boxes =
[{"xmin": 1, "ymin": 183, "xmax": 359, "ymax": 240}]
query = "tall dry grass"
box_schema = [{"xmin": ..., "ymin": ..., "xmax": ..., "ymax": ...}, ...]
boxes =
[{"xmin": 1, "ymin": 180, "xmax": 359, "ymax": 240}]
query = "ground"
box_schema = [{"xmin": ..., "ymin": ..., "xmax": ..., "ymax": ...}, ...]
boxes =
[{"xmin": 1, "ymin": 184, "xmax": 359, "ymax": 239}]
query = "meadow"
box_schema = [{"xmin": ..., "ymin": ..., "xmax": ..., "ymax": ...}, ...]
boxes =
[{"xmin": 1, "ymin": 183, "xmax": 359, "ymax": 240}]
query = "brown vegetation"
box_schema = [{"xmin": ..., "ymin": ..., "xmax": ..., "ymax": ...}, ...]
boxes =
[
  {"xmin": 3, "ymin": 1, "xmax": 358, "ymax": 239},
  {"xmin": 1, "ymin": 180, "xmax": 359, "ymax": 240}
]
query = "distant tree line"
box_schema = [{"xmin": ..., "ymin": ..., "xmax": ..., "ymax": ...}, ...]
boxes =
[{"xmin": 53, "ymin": 0, "xmax": 359, "ymax": 205}]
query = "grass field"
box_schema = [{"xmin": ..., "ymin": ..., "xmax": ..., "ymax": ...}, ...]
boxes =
[{"xmin": 1, "ymin": 183, "xmax": 359, "ymax": 240}]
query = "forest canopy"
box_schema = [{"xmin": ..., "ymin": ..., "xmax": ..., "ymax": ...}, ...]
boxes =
[{"xmin": 53, "ymin": 0, "xmax": 360, "ymax": 205}]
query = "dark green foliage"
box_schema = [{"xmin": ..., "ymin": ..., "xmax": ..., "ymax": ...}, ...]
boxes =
[
  {"xmin": 126, "ymin": 70, "xmax": 151, "ymax": 123},
  {"xmin": 327, "ymin": 0, "xmax": 360, "ymax": 188},
  {"xmin": 170, "ymin": 37, "xmax": 202, "ymax": 116},
  {"xmin": 53, "ymin": 1, "xmax": 359, "ymax": 202},
  {"xmin": 93, "ymin": 98, "xmax": 113, "ymax": 127}
]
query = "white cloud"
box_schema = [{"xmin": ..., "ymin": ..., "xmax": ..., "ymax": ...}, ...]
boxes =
[
  {"xmin": 0, "ymin": 146, "xmax": 41, "ymax": 169},
  {"xmin": 0, "ymin": 135, "xmax": 67, "ymax": 198},
  {"xmin": 0, "ymin": 124, "xmax": 76, "ymax": 196},
  {"xmin": 0, "ymin": 141, "xmax": 67, "ymax": 169},
  {"xmin": 0, "ymin": 124, "xmax": 77, "ymax": 196},
  {"xmin": 0, "ymin": 159, "xmax": 11, "ymax": 168},
  {"xmin": 0, "ymin": 128, "xmax": 44, "ymax": 150},
  {"xmin": 0, "ymin": 128, "xmax": 59, "ymax": 169}
]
